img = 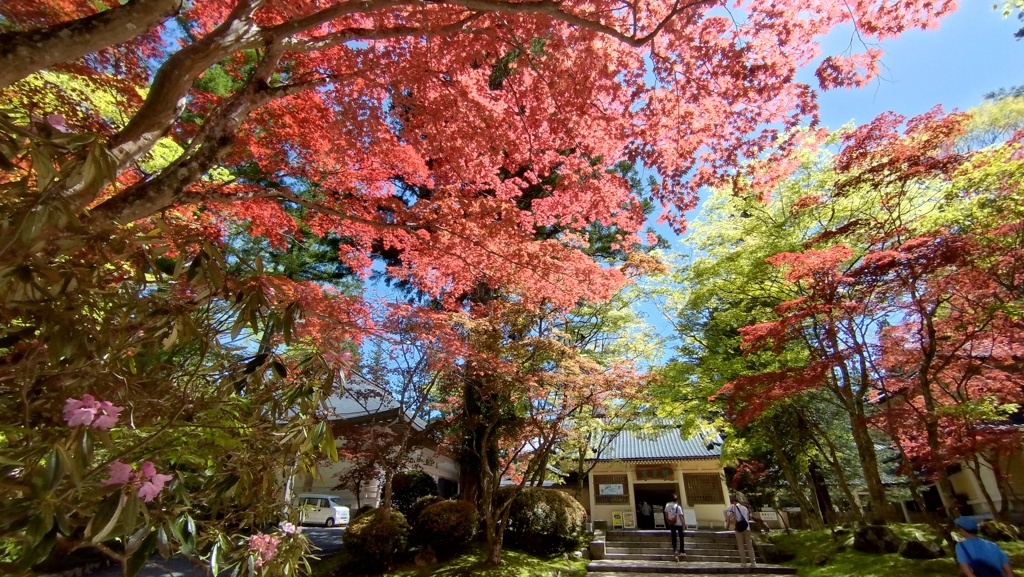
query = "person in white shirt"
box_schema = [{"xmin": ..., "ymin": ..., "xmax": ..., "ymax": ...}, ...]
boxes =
[
  {"xmin": 664, "ymin": 494, "xmax": 685, "ymax": 561},
  {"xmin": 724, "ymin": 495, "xmax": 756, "ymax": 568}
]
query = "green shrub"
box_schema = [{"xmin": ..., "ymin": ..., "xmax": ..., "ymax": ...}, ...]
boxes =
[
  {"xmin": 342, "ymin": 509, "xmax": 410, "ymax": 570},
  {"xmin": 413, "ymin": 500, "xmax": 478, "ymax": 557},
  {"xmin": 499, "ymin": 487, "xmax": 587, "ymax": 555},
  {"xmin": 352, "ymin": 505, "xmax": 376, "ymax": 521},
  {"xmin": 408, "ymin": 494, "xmax": 445, "ymax": 527},
  {"xmin": 391, "ymin": 471, "xmax": 439, "ymax": 518}
]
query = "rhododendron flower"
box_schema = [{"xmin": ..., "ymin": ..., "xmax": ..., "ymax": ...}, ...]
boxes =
[
  {"xmin": 63, "ymin": 394, "xmax": 123, "ymax": 430},
  {"xmin": 137, "ymin": 461, "xmax": 174, "ymax": 502},
  {"xmin": 280, "ymin": 522, "xmax": 297, "ymax": 535},
  {"xmin": 250, "ymin": 533, "xmax": 280, "ymax": 568},
  {"xmin": 99, "ymin": 460, "xmax": 174, "ymax": 502},
  {"xmin": 102, "ymin": 461, "xmax": 135, "ymax": 486}
]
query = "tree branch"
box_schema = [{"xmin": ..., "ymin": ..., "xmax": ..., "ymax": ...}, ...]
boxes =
[
  {"xmin": 283, "ymin": 11, "xmax": 486, "ymax": 52},
  {"xmin": 0, "ymin": 0, "xmax": 183, "ymax": 89},
  {"xmin": 91, "ymin": 71, "xmax": 338, "ymax": 224},
  {"xmin": 442, "ymin": 0, "xmax": 716, "ymax": 47}
]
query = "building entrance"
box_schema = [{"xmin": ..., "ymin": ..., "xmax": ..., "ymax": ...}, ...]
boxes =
[{"xmin": 633, "ymin": 482, "xmax": 681, "ymax": 529}]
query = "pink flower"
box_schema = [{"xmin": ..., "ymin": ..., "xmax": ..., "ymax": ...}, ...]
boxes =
[
  {"xmin": 102, "ymin": 461, "xmax": 135, "ymax": 486},
  {"xmin": 63, "ymin": 395, "xmax": 123, "ymax": 430},
  {"xmin": 280, "ymin": 522, "xmax": 297, "ymax": 535},
  {"xmin": 46, "ymin": 113, "xmax": 69, "ymax": 133},
  {"xmin": 249, "ymin": 533, "xmax": 280, "ymax": 568},
  {"xmin": 99, "ymin": 460, "xmax": 173, "ymax": 502},
  {"xmin": 137, "ymin": 476, "xmax": 172, "ymax": 502},
  {"xmin": 136, "ymin": 461, "xmax": 173, "ymax": 502}
]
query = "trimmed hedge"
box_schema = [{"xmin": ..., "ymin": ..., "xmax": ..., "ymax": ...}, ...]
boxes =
[
  {"xmin": 391, "ymin": 471, "xmax": 439, "ymax": 518},
  {"xmin": 408, "ymin": 495, "xmax": 445, "ymax": 527},
  {"xmin": 341, "ymin": 509, "xmax": 409, "ymax": 570},
  {"xmin": 352, "ymin": 505, "xmax": 376, "ymax": 521},
  {"xmin": 498, "ymin": 487, "xmax": 588, "ymax": 555},
  {"xmin": 413, "ymin": 500, "xmax": 478, "ymax": 557}
]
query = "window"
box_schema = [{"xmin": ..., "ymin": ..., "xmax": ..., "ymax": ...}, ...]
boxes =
[{"xmin": 683, "ymin": 473, "xmax": 725, "ymax": 505}]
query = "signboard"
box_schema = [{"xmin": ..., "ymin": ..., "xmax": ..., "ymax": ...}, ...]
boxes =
[
  {"xmin": 635, "ymin": 465, "xmax": 674, "ymax": 480},
  {"xmin": 758, "ymin": 511, "xmax": 779, "ymax": 522},
  {"xmin": 599, "ymin": 483, "xmax": 625, "ymax": 496},
  {"xmin": 612, "ymin": 511, "xmax": 623, "ymax": 529},
  {"xmin": 623, "ymin": 511, "xmax": 636, "ymax": 529},
  {"xmin": 593, "ymin": 474, "xmax": 630, "ymax": 504},
  {"xmin": 683, "ymin": 508, "xmax": 698, "ymax": 529}
]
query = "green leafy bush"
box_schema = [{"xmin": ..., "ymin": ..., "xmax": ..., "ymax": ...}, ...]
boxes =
[
  {"xmin": 342, "ymin": 509, "xmax": 410, "ymax": 571},
  {"xmin": 352, "ymin": 505, "xmax": 376, "ymax": 521},
  {"xmin": 413, "ymin": 500, "xmax": 478, "ymax": 556},
  {"xmin": 408, "ymin": 495, "xmax": 445, "ymax": 527},
  {"xmin": 499, "ymin": 487, "xmax": 587, "ymax": 555},
  {"xmin": 391, "ymin": 471, "xmax": 439, "ymax": 518}
]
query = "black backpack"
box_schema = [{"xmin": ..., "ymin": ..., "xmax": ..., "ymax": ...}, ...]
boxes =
[{"xmin": 734, "ymin": 506, "xmax": 749, "ymax": 532}]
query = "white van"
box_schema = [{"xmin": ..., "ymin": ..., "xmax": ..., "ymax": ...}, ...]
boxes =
[{"xmin": 296, "ymin": 494, "xmax": 350, "ymax": 527}]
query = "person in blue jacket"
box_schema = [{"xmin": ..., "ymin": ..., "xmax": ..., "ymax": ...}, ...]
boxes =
[{"xmin": 954, "ymin": 517, "xmax": 1014, "ymax": 577}]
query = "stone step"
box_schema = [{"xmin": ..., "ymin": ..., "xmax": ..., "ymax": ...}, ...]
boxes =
[
  {"xmin": 607, "ymin": 542, "xmax": 738, "ymax": 551},
  {"xmin": 606, "ymin": 546, "xmax": 740, "ymax": 555},
  {"xmin": 606, "ymin": 537, "xmax": 745, "ymax": 545},
  {"xmin": 590, "ymin": 574, "xmax": 794, "ymax": 577},
  {"xmin": 604, "ymin": 554, "xmax": 753, "ymax": 563},
  {"xmin": 586, "ymin": 560, "xmax": 796, "ymax": 575}
]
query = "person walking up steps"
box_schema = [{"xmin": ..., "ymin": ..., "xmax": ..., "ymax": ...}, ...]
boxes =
[
  {"xmin": 725, "ymin": 495, "xmax": 756, "ymax": 568},
  {"xmin": 664, "ymin": 494, "xmax": 685, "ymax": 561}
]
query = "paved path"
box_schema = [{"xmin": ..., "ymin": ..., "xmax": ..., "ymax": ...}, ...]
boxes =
[{"xmin": 89, "ymin": 526, "xmax": 345, "ymax": 577}]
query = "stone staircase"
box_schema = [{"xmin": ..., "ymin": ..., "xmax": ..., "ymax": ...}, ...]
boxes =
[{"xmin": 587, "ymin": 530, "xmax": 796, "ymax": 575}]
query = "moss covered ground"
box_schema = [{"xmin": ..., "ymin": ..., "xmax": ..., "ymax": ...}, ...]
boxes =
[
  {"xmin": 772, "ymin": 524, "xmax": 1024, "ymax": 577},
  {"xmin": 312, "ymin": 544, "xmax": 587, "ymax": 577}
]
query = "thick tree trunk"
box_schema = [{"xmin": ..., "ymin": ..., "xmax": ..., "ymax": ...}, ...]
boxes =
[
  {"xmin": 916, "ymin": 378, "xmax": 958, "ymax": 519},
  {"xmin": 901, "ymin": 451, "xmax": 955, "ymax": 546},
  {"xmin": 988, "ymin": 454, "xmax": 1020, "ymax": 519},
  {"xmin": 809, "ymin": 429, "xmax": 865, "ymax": 522},
  {"xmin": 0, "ymin": 0, "xmax": 182, "ymax": 89},
  {"xmin": 808, "ymin": 462, "xmax": 836, "ymax": 527},
  {"xmin": 828, "ymin": 354, "xmax": 889, "ymax": 522},
  {"xmin": 457, "ymin": 376, "xmax": 486, "ymax": 507},
  {"xmin": 966, "ymin": 455, "xmax": 1002, "ymax": 521},
  {"xmin": 378, "ymin": 472, "xmax": 394, "ymax": 520},
  {"xmin": 767, "ymin": 430, "xmax": 824, "ymax": 530},
  {"xmin": 847, "ymin": 406, "xmax": 889, "ymax": 522}
]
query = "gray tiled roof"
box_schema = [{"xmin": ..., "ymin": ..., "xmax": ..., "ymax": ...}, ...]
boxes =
[
  {"xmin": 594, "ymin": 427, "xmax": 723, "ymax": 461},
  {"xmin": 322, "ymin": 373, "xmax": 427, "ymax": 430}
]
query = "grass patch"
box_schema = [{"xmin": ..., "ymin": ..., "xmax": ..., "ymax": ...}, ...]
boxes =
[
  {"xmin": 312, "ymin": 544, "xmax": 586, "ymax": 577},
  {"xmin": 771, "ymin": 524, "xmax": 1024, "ymax": 577}
]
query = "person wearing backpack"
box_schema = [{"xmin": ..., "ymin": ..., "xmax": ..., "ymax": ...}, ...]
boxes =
[
  {"xmin": 954, "ymin": 517, "xmax": 1014, "ymax": 577},
  {"xmin": 724, "ymin": 495, "xmax": 756, "ymax": 568},
  {"xmin": 664, "ymin": 494, "xmax": 685, "ymax": 561}
]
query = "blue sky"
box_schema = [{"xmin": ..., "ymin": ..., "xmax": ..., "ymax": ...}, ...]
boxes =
[{"xmin": 811, "ymin": 3, "xmax": 1023, "ymax": 130}]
